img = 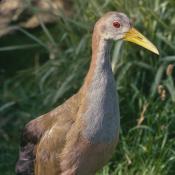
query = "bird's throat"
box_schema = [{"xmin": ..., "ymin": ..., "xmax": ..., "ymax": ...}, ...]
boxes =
[{"xmin": 82, "ymin": 27, "xmax": 112, "ymax": 89}]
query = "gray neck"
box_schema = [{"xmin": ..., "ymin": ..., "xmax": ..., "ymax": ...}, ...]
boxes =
[{"xmin": 82, "ymin": 38, "xmax": 120, "ymax": 144}]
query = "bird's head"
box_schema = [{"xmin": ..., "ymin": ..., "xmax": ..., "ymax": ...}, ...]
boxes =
[{"xmin": 95, "ymin": 12, "xmax": 159, "ymax": 55}]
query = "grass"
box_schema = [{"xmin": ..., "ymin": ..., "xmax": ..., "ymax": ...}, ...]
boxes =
[{"xmin": 0, "ymin": 0, "xmax": 175, "ymax": 174}]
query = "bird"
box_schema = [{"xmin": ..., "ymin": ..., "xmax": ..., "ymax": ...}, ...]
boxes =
[{"xmin": 15, "ymin": 11, "xmax": 159, "ymax": 175}]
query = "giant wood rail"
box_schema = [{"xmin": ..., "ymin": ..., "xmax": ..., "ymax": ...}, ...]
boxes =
[{"xmin": 16, "ymin": 12, "xmax": 159, "ymax": 175}]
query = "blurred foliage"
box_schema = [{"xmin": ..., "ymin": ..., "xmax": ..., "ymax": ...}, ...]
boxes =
[{"xmin": 0, "ymin": 0, "xmax": 175, "ymax": 174}]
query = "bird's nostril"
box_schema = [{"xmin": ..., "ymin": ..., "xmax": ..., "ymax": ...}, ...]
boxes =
[{"xmin": 137, "ymin": 36, "xmax": 142, "ymax": 40}]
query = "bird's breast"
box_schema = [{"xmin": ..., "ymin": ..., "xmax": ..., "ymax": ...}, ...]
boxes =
[{"xmin": 82, "ymin": 61, "xmax": 120, "ymax": 144}]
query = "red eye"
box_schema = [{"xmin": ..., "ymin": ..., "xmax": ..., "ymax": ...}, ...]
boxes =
[{"xmin": 113, "ymin": 21, "xmax": 120, "ymax": 28}]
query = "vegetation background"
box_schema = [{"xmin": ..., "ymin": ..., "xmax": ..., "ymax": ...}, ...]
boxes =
[{"xmin": 0, "ymin": 0, "xmax": 175, "ymax": 174}]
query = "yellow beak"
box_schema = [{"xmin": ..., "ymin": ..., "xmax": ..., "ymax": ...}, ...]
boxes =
[{"xmin": 123, "ymin": 27, "xmax": 159, "ymax": 55}]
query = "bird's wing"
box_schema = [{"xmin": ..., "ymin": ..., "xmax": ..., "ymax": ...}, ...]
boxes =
[
  {"xmin": 15, "ymin": 94, "xmax": 79, "ymax": 175},
  {"xmin": 15, "ymin": 113, "xmax": 52, "ymax": 175}
]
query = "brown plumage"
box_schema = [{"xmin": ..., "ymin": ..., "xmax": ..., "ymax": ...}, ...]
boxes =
[{"xmin": 16, "ymin": 12, "xmax": 159, "ymax": 175}]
